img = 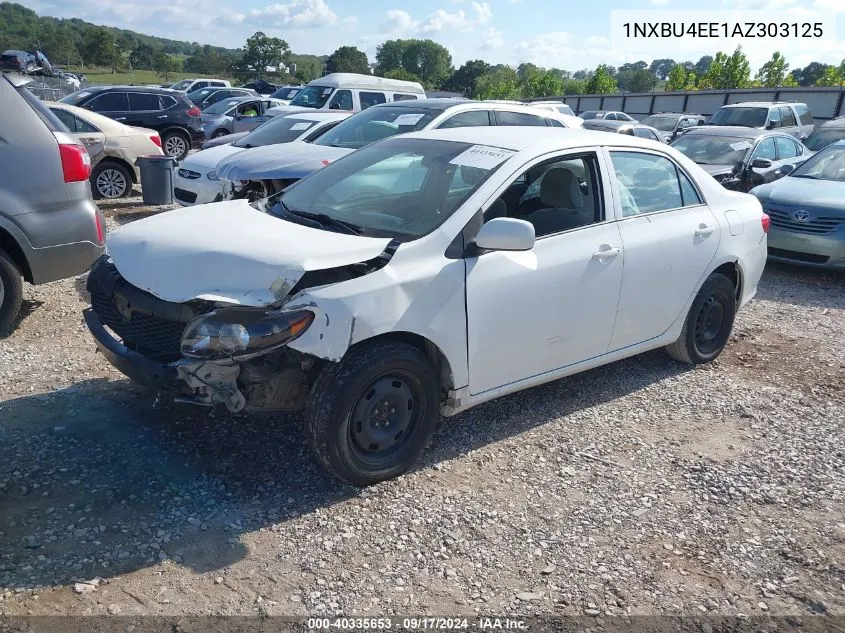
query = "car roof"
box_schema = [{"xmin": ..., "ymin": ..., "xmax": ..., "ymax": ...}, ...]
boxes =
[
  {"xmin": 401, "ymin": 126, "xmax": 667, "ymax": 152},
  {"xmin": 683, "ymin": 125, "xmax": 775, "ymax": 138},
  {"xmin": 77, "ymin": 85, "xmax": 177, "ymax": 94},
  {"xmin": 720, "ymin": 101, "xmax": 805, "ymax": 108},
  {"xmin": 306, "ymin": 72, "xmax": 425, "ymax": 93}
]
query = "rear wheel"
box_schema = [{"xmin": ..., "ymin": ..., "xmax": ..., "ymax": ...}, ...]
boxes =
[
  {"xmin": 0, "ymin": 248, "xmax": 23, "ymax": 337},
  {"xmin": 211, "ymin": 129, "xmax": 228, "ymax": 139},
  {"xmin": 91, "ymin": 161, "xmax": 132, "ymax": 199},
  {"xmin": 162, "ymin": 131, "xmax": 190, "ymax": 160},
  {"xmin": 305, "ymin": 340, "xmax": 440, "ymax": 486},
  {"xmin": 665, "ymin": 272, "xmax": 736, "ymax": 364}
]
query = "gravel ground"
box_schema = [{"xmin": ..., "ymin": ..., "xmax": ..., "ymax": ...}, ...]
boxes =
[{"xmin": 0, "ymin": 194, "xmax": 843, "ymax": 619}]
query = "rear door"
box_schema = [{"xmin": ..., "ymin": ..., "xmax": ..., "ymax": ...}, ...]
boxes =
[
  {"xmin": 85, "ymin": 91, "xmax": 130, "ymax": 123},
  {"xmin": 607, "ymin": 149, "xmax": 721, "ymax": 351},
  {"xmin": 232, "ymin": 100, "xmax": 263, "ymax": 133},
  {"xmin": 49, "ymin": 107, "xmax": 106, "ymax": 161},
  {"xmin": 779, "ymin": 106, "xmax": 799, "ymax": 138},
  {"xmin": 126, "ymin": 92, "xmax": 162, "ymax": 127}
]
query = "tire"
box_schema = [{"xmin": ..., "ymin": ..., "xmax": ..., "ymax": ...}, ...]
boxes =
[
  {"xmin": 665, "ymin": 272, "xmax": 736, "ymax": 365},
  {"xmin": 162, "ymin": 130, "xmax": 190, "ymax": 160},
  {"xmin": 211, "ymin": 129, "xmax": 229, "ymax": 139},
  {"xmin": 0, "ymin": 248, "xmax": 24, "ymax": 337},
  {"xmin": 305, "ymin": 339, "xmax": 441, "ymax": 487},
  {"xmin": 91, "ymin": 161, "xmax": 132, "ymax": 199}
]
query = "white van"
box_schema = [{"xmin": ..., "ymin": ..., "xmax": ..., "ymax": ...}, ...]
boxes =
[
  {"xmin": 169, "ymin": 78, "xmax": 232, "ymax": 93},
  {"xmin": 270, "ymin": 73, "xmax": 426, "ymax": 115}
]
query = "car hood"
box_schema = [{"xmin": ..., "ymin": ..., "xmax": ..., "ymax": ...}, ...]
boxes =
[
  {"xmin": 203, "ymin": 132, "xmax": 248, "ymax": 150},
  {"xmin": 181, "ymin": 143, "xmax": 244, "ymax": 171},
  {"xmin": 216, "ymin": 141, "xmax": 353, "ymax": 182},
  {"xmin": 106, "ymin": 201, "xmax": 392, "ymax": 306},
  {"xmin": 699, "ymin": 163, "xmax": 735, "ymax": 177},
  {"xmin": 751, "ymin": 176, "xmax": 845, "ymax": 211}
]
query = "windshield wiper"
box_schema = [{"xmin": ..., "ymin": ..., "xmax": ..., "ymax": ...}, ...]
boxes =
[{"xmin": 287, "ymin": 209, "xmax": 365, "ymax": 235}]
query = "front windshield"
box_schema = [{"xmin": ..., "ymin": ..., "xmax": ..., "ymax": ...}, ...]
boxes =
[
  {"xmin": 312, "ymin": 106, "xmax": 436, "ymax": 150},
  {"xmin": 580, "ymin": 111, "xmax": 599, "ymax": 119},
  {"xmin": 671, "ymin": 134, "xmax": 751, "ymax": 165},
  {"xmin": 290, "ymin": 85, "xmax": 333, "ymax": 108},
  {"xmin": 234, "ymin": 116, "xmax": 320, "ymax": 148},
  {"xmin": 791, "ymin": 144, "xmax": 845, "ymax": 181},
  {"xmin": 170, "ymin": 80, "xmax": 193, "ymax": 91},
  {"xmin": 187, "ymin": 88, "xmax": 213, "ymax": 101},
  {"xmin": 804, "ymin": 129, "xmax": 845, "ymax": 151},
  {"xmin": 272, "ymin": 87, "xmax": 300, "ymax": 100},
  {"xmin": 641, "ymin": 116, "xmax": 677, "ymax": 132},
  {"xmin": 707, "ymin": 107, "xmax": 768, "ymax": 127},
  {"xmin": 204, "ymin": 99, "xmax": 241, "ymax": 115},
  {"xmin": 272, "ymin": 138, "xmax": 511, "ymax": 240}
]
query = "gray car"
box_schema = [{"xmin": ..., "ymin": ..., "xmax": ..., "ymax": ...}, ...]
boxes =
[
  {"xmin": 0, "ymin": 73, "xmax": 105, "ymax": 333},
  {"xmin": 706, "ymin": 101, "xmax": 814, "ymax": 141},
  {"xmin": 582, "ymin": 118, "xmax": 666, "ymax": 142},
  {"xmin": 200, "ymin": 96, "xmax": 284, "ymax": 140},
  {"xmin": 804, "ymin": 117, "xmax": 845, "ymax": 151},
  {"xmin": 751, "ymin": 140, "xmax": 845, "ymax": 269}
]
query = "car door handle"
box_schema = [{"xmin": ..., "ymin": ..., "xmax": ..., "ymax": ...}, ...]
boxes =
[
  {"xmin": 114, "ymin": 117, "xmax": 126, "ymax": 121},
  {"xmin": 695, "ymin": 224, "xmax": 715, "ymax": 237},
  {"xmin": 591, "ymin": 246, "xmax": 621, "ymax": 260},
  {"xmin": 157, "ymin": 115, "xmax": 168, "ymax": 119}
]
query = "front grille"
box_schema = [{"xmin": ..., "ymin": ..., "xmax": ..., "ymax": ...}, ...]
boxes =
[
  {"xmin": 178, "ymin": 168, "xmax": 201, "ymax": 179},
  {"xmin": 174, "ymin": 187, "xmax": 198, "ymax": 203},
  {"xmin": 768, "ymin": 247, "xmax": 830, "ymax": 264},
  {"xmin": 764, "ymin": 204, "xmax": 844, "ymax": 235},
  {"xmin": 87, "ymin": 258, "xmax": 207, "ymax": 361}
]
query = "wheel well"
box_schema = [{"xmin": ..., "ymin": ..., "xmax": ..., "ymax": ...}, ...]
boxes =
[
  {"xmin": 160, "ymin": 127, "xmax": 189, "ymax": 140},
  {"xmin": 356, "ymin": 332, "xmax": 455, "ymax": 399},
  {"xmin": 95, "ymin": 157, "xmax": 137, "ymax": 183},
  {"xmin": 0, "ymin": 227, "xmax": 32, "ymax": 283},
  {"xmin": 712, "ymin": 261, "xmax": 742, "ymax": 302}
]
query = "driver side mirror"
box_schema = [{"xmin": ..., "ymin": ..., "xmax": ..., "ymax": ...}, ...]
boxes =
[
  {"xmin": 751, "ymin": 157, "xmax": 773, "ymax": 169},
  {"xmin": 473, "ymin": 217, "xmax": 535, "ymax": 252},
  {"xmin": 777, "ymin": 163, "xmax": 796, "ymax": 175},
  {"xmin": 765, "ymin": 120, "xmax": 777, "ymax": 130}
]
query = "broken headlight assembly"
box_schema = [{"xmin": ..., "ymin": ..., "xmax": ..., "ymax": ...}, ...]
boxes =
[{"xmin": 180, "ymin": 308, "xmax": 314, "ymax": 360}]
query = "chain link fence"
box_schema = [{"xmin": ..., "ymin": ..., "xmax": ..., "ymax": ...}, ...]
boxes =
[{"xmin": 13, "ymin": 73, "xmax": 88, "ymax": 100}]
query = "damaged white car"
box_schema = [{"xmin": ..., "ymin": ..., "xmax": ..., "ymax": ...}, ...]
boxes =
[{"xmin": 84, "ymin": 127, "xmax": 769, "ymax": 486}]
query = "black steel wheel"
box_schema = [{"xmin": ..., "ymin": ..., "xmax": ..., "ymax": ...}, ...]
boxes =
[{"xmin": 666, "ymin": 272, "xmax": 736, "ymax": 364}]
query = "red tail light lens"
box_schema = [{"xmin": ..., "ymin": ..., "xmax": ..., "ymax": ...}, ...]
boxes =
[
  {"xmin": 150, "ymin": 134, "xmax": 162, "ymax": 148},
  {"xmin": 59, "ymin": 143, "xmax": 91, "ymax": 183},
  {"xmin": 95, "ymin": 212, "xmax": 105, "ymax": 244},
  {"xmin": 761, "ymin": 213, "xmax": 771, "ymax": 233},
  {"xmin": 187, "ymin": 106, "xmax": 201, "ymax": 117}
]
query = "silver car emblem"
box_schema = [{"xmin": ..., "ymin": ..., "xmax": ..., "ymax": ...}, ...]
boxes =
[{"xmin": 792, "ymin": 209, "xmax": 810, "ymax": 222}]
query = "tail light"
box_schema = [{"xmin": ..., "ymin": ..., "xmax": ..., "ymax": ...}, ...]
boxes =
[
  {"xmin": 94, "ymin": 212, "xmax": 105, "ymax": 244},
  {"xmin": 761, "ymin": 213, "xmax": 771, "ymax": 233},
  {"xmin": 59, "ymin": 143, "xmax": 91, "ymax": 183},
  {"xmin": 187, "ymin": 106, "xmax": 201, "ymax": 117},
  {"xmin": 150, "ymin": 134, "xmax": 162, "ymax": 149}
]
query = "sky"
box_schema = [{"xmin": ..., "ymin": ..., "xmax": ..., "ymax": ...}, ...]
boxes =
[{"xmin": 19, "ymin": 0, "xmax": 845, "ymax": 72}]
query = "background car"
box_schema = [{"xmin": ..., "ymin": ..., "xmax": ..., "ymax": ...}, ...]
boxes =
[
  {"xmin": 48, "ymin": 102, "xmax": 163, "ymax": 199},
  {"xmin": 200, "ymin": 96, "xmax": 284, "ymax": 140},
  {"xmin": 0, "ymin": 73, "xmax": 105, "ymax": 334},
  {"xmin": 169, "ymin": 78, "xmax": 230, "ymax": 93},
  {"xmin": 526, "ymin": 101, "xmax": 577, "ymax": 117},
  {"xmin": 187, "ymin": 87, "xmax": 258, "ymax": 110},
  {"xmin": 582, "ymin": 119, "xmax": 666, "ymax": 142},
  {"xmin": 803, "ymin": 117, "xmax": 845, "ymax": 151},
  {"xmin": 579, "ymin": 110, "xmax": 637, "ymax": 122},
  {"xmin": 173, "ymin": 110, "xmax": 351, "ymax": 206},
  {"xmin": 640, "ymin": 112, "xmax": 706, "ymax": 142},
  {"xmin": 671, "ymin": 126, "xmax": 811, "ymax": 192},
  {"xmin": 269, "ymin": 85, "xmax": 301, "ymax": 103},
  {"xmin": 60, "ymin": 86, "xmax": 204, "ymax": 159},
  {"xmin": 750, "ymin": 140, "xmax": 845, "ymax": 269},
  {"xmin": 240, "ymin": 79, "xmax": 276, "ymax": 95},
  {"xmin": 705, "ymin": 101, "xmax": 814, "ymax": 140}
]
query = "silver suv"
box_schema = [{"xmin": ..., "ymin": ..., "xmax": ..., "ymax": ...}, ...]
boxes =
[
  {"xmin": 706, "ymin": 101, "xmax": 814, "ymax": 141},
  {"xmin": 0, "ymin": 73, "xmax": 105, "ymax": 334}
]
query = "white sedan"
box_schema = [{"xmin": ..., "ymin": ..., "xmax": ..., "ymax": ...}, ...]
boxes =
[
  {"xmin": 172, "ymin": 110, "xmax": 351, "ymax": 206},
  {"xmin": 85, "ymin": 127, "xmax": 769, "ymax": 486}
]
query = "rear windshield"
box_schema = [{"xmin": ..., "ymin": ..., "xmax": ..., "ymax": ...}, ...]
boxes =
[
  {"xmin": 312, "ymin": 106, "xmax": 437, "ymax": 150},
  {"xmin": 580, "ymin": 111, "xmax": 599, "ymax": 119},
  {"xmin": 233, "ymin": 116, "xmax": 321, "ymax": 148},
  {"xmin": 707, "ymin": 107, "xmax": 768, "ymax": 128},
  {"xmin": 803, "ymin": 129, "xmax": 845, "ymax": 151},
  {"xmin": 640, "ymin": 115, "xmax": 678, "ymax": 131},
  {"xmin": 17, "ymin": 84, "xmax": 66, "ymax": 131}
]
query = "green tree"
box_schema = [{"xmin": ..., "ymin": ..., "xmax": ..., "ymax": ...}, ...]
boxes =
[
  {"xmin": 694, "ymin": 55, "xmax": 713, "ymax": 76},
  {"xmin": 238, "ymin": 31, "xmax": 290, "ymax": 79},
  {"xmin": 129, "ymin": 42, "xmax": 156, "ymax": 70},
  {"xmin": 382, "ymin": 68, "xmax": 421, "ymax": 82},
  {"xmin": 584, "ymin": 64, "xmax": 617, "ymax": 93},
  {"xmin": 665, "ymin": 64, "xmax": 687, "ymax": 91},
  {"xmin": 521, "ymin": 68, "xmax": 564, "ymax": 98},
  {"xmin": 649, "ymin": 58, "xmax": 676, "ymax": 80},
  {"xmin": 814, "ymin": 65, "xmax": 843, "ymax": 87},
  {"xmin": 617, "ymin": 68, "xmax": 656, "ymax": 92},
  {"xmin": 153, "ymin": 50, "xmax": 181, "ymax": 82},
  {"xmin": 562, "ymin": 78, "xmax": 586, "ymax": 94},
  {"xmin": 755, "ymin": 51, "xmax": 790, "ymax": 87},
  {"xmin": 325, "ymin": 46, "xmax": 370, "ymax": 74},
  {"xmin": 474, "ymin": 66, "xmax": 521, "ymax": 100},
  {"xmin": 702, "ymin": 47, "xmax": 750, "ymax": 89},
  {"xmin": 443, "ymin": 59, "xmax": 490, "ymax": 97},
  {"xmin": 80, "ymin": 26, "xmax": 119, "ymax": 69},
  {"xmin": 683, "ymin": 71, "xmax": 697, "ymax": 90},
  {"xmin": 375, "ymin": 38, "xmax": 453, "ymax": 88}
]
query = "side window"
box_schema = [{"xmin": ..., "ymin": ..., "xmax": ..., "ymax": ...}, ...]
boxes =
[
  {"xmin": 237, "ymin": 102, "xmax": 259, "ymax": 116},
  {"xmin": 88, "ymin": 92, "xmax": 129, "ymax": 112},
  {"xmin": 159, "ymin": 95, "xmax": 178, "ymax": 109},
  {"xmin": 485, "ymin": 153, "xmax": 602, "ymax": 238},
  {"xmin": 212, "ymin": 81, "xmax": 226, "ymax": 87},
  {"xmin": 51, "ymin": 108, "xmax": 77, "ymax": 132},
  {"xmin": 767, "ymin": 107, "xmax": 782, "ymax": 128},
  {"xmin": 392, "ymin": 93, "xmax": 419, "ymax": 101},
  {"xmin": 328, "ymin": 89, "xmax": 353, "ymax": 110},
  {"xmin": 74, "ymin": 116, "xmax": 98, "ymax": 133},
  {"xmin": 609, "ymin": 151, "xmax": 696, "ymax": 216},
  {"xmin": 359, "ymin": 91, "xmax": 387, "ymax": 109},
  {"xmin": 304, "ymin": 120, "xmax": 341, "ymax": 141},
  {"xmin": 129, "ymin": 93, "xmax": 161, "ymax": 111},
  {"xmin": 632, "ymin": 127, "xmax": 652, "ymax": 139},
  {"xmin": 437, "ymin": 110, "xmax": 492, "ymax": 128},
  {"xmin": 780, "ymin": 106, "xmax": 796, "ymax": 127},
  {"xmin": 547, "ymin": 118, "xmax": 565, "ymax": 128},
  {"xmin": 678, "ymin": 118, "xmax": 691, "ymax": 129},
  {"xmin": 752, "ymin": 137, "xmax": 777, "ymax": 160},
  {"xmin": 497, "ymin": 111, "xmax": 547, "ymax": 126},
  {"xmin": 775, "ymin": 136, "xmax": 799, "ymax": 159},
  {"xmin": 194, "ymin": 82, "xmax": 209, "ymax": 90},
  {"xmin": 604, "ymin": 113, "xmax": 616, "ymax": 120},
  {"xmin": 795, "ymin": 104, "xmax": 814, "ymax": 126}
]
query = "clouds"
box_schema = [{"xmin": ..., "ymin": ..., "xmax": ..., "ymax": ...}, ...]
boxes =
[
  {"xmin": 237, "ymin": 0, "xmax": 347, "ymax": 29},
  {"xmin": 481, "ymin": 27, "xmax": 504, "ymax": 50},
  {"xmin": 377, "ymin": 2, "xmax": 492, "ymax": 36}
]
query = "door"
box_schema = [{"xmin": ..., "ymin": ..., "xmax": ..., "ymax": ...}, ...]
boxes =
[
  {"xmin": 126, "ymin": 92, "xmax": 163, "ymax": 127},
  {"xmin": 743, "ymin": 136, "xmax": 781, "ymax": 190},
  {"xmin": 465, "ymin": 151, "xmax": 624, "ymax": 395},
  {"xmin": 86, "ymin": 91, "xmax": 130, "ymax": 123},
  {"xmin": 50, "ymin": 107, "xmax": 106, "ymax": 159},
  {"xmin": 607, "ymin": 150, "xmax": 721, "ymax": 351},
  {"xmin": 773, "ymin": 135, "xmax": 806, "ymax": 177},
  {"xmin": 232, "ymin": 101, "xmax": 263, "ymax": 132},
  {"xmin": 779, "ymin": 106, "xmax": 799, "ymax": 137}
]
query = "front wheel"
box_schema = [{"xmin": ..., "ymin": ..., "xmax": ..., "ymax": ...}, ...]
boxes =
[
  {"xmin": 91, "ymin": 161, "xmax": 132, "ymax": 199},
  {"xmin": 305, "ymin": 340, "xmax": 441, "ymax": 486},
  {"xmin": 665, "ymin": 272, "xmax": 736, "ymax": 364}
]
